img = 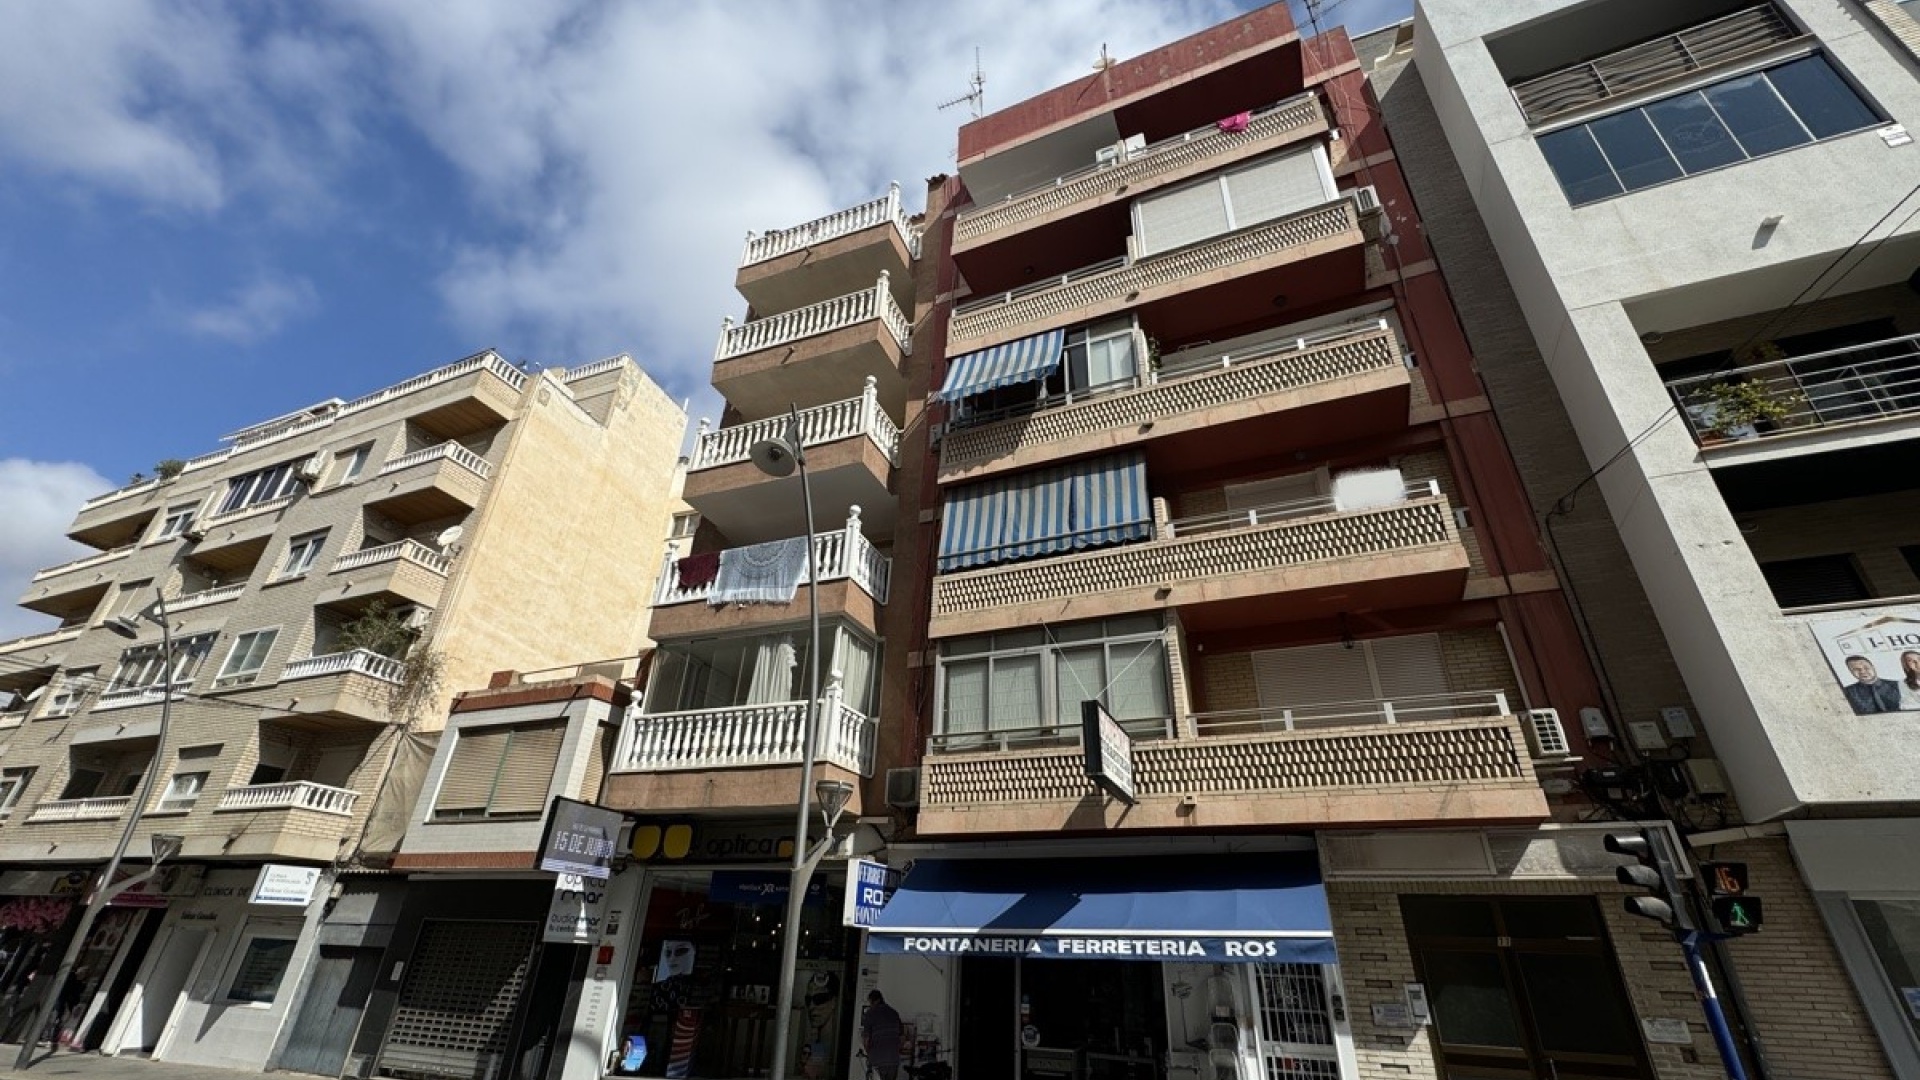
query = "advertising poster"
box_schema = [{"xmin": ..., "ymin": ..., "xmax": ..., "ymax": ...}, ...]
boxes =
[{"xmin": 1809, "ymin": 606, "xmax": 1920, "ymax": 716}]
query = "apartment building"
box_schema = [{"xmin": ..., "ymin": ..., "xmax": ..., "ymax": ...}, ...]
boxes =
[
  {"xmin": 0, "ymin": 352, "xmax": 684, "ymax": 1072},
  {"xmin": 1400, "ymin": 0, "xmax": 1920, "ymax": 1074}
]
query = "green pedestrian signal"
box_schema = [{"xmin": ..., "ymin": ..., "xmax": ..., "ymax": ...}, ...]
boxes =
[{"xmin": 1710, "ymin": 895, "xmax": 1763, "ymax": 934}]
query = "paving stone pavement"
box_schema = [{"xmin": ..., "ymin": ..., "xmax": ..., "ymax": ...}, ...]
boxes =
[{"xmin": 0, "ymin": 1043, "xmax": 328, "ymax": 1080}]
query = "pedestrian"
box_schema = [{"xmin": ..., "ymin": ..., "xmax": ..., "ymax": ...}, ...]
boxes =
[{"xmin": 860, "ymin": 989, "xmax": 904, "ymax": 1080}]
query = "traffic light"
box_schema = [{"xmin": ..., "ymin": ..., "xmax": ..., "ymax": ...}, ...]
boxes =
[
  {"xmin": 1699, "ymin": 861, "xmax": 1763, "ymax": 936},
  {"xmin": 1605, "ymin": 828, "xmax": 1693, "ymax": 932}
]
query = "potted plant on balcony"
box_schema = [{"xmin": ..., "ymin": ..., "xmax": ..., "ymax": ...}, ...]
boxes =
[{"xmin": 1687, "ymin": 373, "xmax": 1803, "ymax": 444}]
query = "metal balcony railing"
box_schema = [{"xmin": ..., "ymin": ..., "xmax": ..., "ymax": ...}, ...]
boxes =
[{"xmin": 1666, "ymin": 333, "xmax": 1920, "ymax": 445}]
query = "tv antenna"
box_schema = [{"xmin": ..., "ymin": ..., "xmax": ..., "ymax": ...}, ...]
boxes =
[
  {"xmin": 939, "ymin": 48, "xmax": 985, "ymax": 118},
  {"xmin": 1093, "ymin": 43, "xmax": 1116, "ymax": 73}
]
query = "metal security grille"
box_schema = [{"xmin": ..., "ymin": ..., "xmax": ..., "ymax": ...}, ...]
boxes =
[
  {"xmin": 375, "ymin": 919, "xmax": 539, "ymax": 1080},
  {"xmin": 1249, "ymin": 964, "xmax": 1341, "ymax": 1080}
]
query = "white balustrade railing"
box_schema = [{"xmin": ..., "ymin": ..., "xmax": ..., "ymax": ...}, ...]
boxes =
[
  {"xmin": 0, "ymin": 625, "xmax": 84, "ymax": 655},
  {"xmin": 378, "ymin": 441, "xmax": 496, "ymax": 480},
  {"xmin": 217, "ymin": 781, "xmax": 360, "ymax": 816},
  {"xmin": 690, "ymin": 376, "xmax": 901, "ymax": 470},
  {"xmin": 77, "ymin": 475, "xmax": 166, "ymax": 513},
  {"xmin": 166, "ymin": 584, "xmax": 246, "ymax": 615},
  {"xmin": 199, "ymin": 493, "xmax": 295, "ymax": 528},
  {"xmin": 331, "ymin": 539, "xmax": 452, "ymax": 576},
  {"xmin": 559, "ymin": 356, "xmax": 630, "ymax": 383},
  {"xmin": 26, "ymin": 796, "xmax": 133, "ymax": 823},
  {"xmin": 655, "ymin": 508, "xmax": 891, "ymax": 607},
  {"xmin": 623, "ymin": 676, "xmax": 876, "ymax": 775},
  {"xmin": 742, "ymin": 182, "xmax": 919, "ymax": 266},
  {"xmin": 282, "ymin": 649, "xmax": 407, "ymax": 684},
  {"xmin": 92, "ymin": 685, "xmax": 176, "ymax": 711},
  {"xmin": 716, "ymin": 273, "xmax": 911, "ymax": 361},
  {"xmin": 31, "ymin": 545, "xmax": 135, "ymax": 583}
]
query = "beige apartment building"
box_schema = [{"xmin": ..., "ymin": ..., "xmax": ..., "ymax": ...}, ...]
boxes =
[{"xmin": 0, "ymin": 351, "xmax": 684, "ymax": 1071}]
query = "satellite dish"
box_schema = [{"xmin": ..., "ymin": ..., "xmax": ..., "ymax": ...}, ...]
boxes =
[
  {"xmin": 23, "ymin": 686, "xmax": 46, "ymax": 703},
  {"xmin": 434, "ymin": 526, "xmax": 466, "ymax": 550}
]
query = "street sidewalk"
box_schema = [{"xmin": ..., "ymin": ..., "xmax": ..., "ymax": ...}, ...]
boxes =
[{"xmin": 0, "ymin": 1043, "xmax": 326, "ymax": 1079}]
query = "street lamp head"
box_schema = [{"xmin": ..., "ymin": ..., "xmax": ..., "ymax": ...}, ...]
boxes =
[
  {"xmin": 150, "ymin": 834, "xmax": 184, "ymax": 863},
  {"xmin": 105, "ymin": 615, "xmax": 143, "ymax": 640},
  {"xmin": 814, "ymin": 778, "xmax": 855, "ymax": 829},
  {"xmin": 749, "ymin": 436, "xmax": 798, "ymax": 478}
]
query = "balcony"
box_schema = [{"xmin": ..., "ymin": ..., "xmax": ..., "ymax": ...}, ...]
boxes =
[
  {"xmin": 217, "ymin": 780, "xmax": 360, "ymax": 816},
  {"xmin": 737, "ymin": 184, "xmax": 918, "ymax": 317},
  {"xmin": 320, "ymin": 541, "xmax": 450, "ymax": 614},
  {"xmin": 19, "ymin": 545, "xmax": 133, "ymax": 618},
  {"xmin": 267, "ymin": 649, "xmax": 406, "ymax": 725},
  {"xmin": 1667, "ymin": 333, "xmax": 1920, "ymax": 465},
  {"xmin": 0, "ymin": 624, "xmax": 82, "ymax": 696},
  {"xmin": 949, "ymin": 195, "xmax": 1369, "ymax": 356},
  {"xmin": 713, "ymin": 274, "xmax": 913, "ymax": 420},
  {"xmin": 650, "ymin": 511, "xmax": 891, "ymax": 640},
  {"xmin": 26, "ymin": 796, "xmax": 132, "ymax": 824},
  {"xmin": 939, "ymin": 319, "xmax": 1410, "ymax": 483},
  {"xmin": 606, "ymin": 676, "xmax": 874, "ymax": 816},
  {"xmin": 684, "ymin": 379, "xmax": 901, "ymax": 546},
  {"xmin": 954, "ymin": 94, "xmax": 1330, "ymax": 266},
  {"xmin": 928, "ymin": 484, "xmax": 1468, "ymax": 638},
  {"xmin": 343, "ymin": 350, "xmax": 525, "ymax": 441},
  {"xmin": 364, "ymin": 441, "xmax": 494, "ymax": 524},
  {"xmin": 914, "ymin": 692, "xmax": 1548, "ymax": 834},
  {"xmin": 189, "ymin": 496, "xmax": 294, "ymax": 574},
  {"xmin": 66, "ymin": 477, "xmax": 168, "ymax": 550},
  {"xmin": 166, "ymin": 583, "xmax": 246, "ymax": 615}
]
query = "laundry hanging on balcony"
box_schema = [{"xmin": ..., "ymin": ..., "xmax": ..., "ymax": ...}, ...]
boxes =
[
  {"xmin": 932, "ymin": 328, "xmax": 1066, "ymax": 403},
  {"xmin": 711, "ymin": 537, "xmax": 811, "ymax": 605},
  {"xmin": 937, "ymin": 452, "xmax": 1150, "ymax": 572}
]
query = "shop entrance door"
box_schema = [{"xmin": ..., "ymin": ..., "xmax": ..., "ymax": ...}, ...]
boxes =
[
  {"xmin": 1402, "ymin": 897, "xmax": 1653, "ymax": 1080},
  {"xmin": 1245, "ymin": 964, "xmax": 1343, "ymax": 1080}
]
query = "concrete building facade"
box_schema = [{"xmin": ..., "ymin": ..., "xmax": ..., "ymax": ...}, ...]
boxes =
[{"xmin": 0, "ymin": 352, "xmax": 685, "ymax": 1072}]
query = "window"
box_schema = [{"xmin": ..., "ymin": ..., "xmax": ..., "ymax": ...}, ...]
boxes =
[
  {"xmin": 278, "ymin": 533, "xmax": 327, "ymax": 579},
  {"xmin": 1760, "ymin": 554, "xmax": 1871, "ymax": 609},
  {"xmin": 1133, "ymin": 146, "xmax": 1336, "ymax": 258},
  {"xmin": 251, "ymin": 738, "xmax": 295, "ymax": 786},
  {"xmin": 108, "ymin": 580, "xmax": 153, "ymax": 621},
  {"xmin": 643, "ymin": 625, "xmax": 882, "ymax": 716},
  {"xmin": 43, "ymin": 669, "xmax": 96, "ymax": 717},
  {"xmin": 670, "ymin": 511, "xmax": 701, "ymax": 540},
  {"xmin": 1540, "ymin": 55, "xmax": 1881, "ymax": 206},
  {"xmin": 107, "ymin": 634, "xmax": 215, "ymax": 692},
  {"xmin": 59, "ymin": 768, "xmax": 105, "ymax": 801},
  {"xmin": 0, "ymin": 768, "xmax": 34, "ymax": 817},
  {"xmin": 215, "ymin": 629, "xmax": 280, "ymax": 688},
  {"xmin": 333, "ymin": 444, "xmax": 372, "ymax": 486},
  {"xmin": 1246, "ymin": 634, "xmax": 1454, "ymax": 729},
  {"xmin": 216, "ymin": 458, "xmax": 305, "ymax": 515},
  {"xmin": 156, "ymin": 772, "xmax": 208, "ymax": 813},
  {"xmin": 936, "ymin": 616, "xmax": 1170, "ymax": 744},
  {"xmin": 1061, "ymin": 318, "xmax": 1139, "ymax": 398},
  {"xmin": 155, "ymin": 506, "xmax": 197, "ymax": 541},
  {"xmin": 431, "ymin": 720, "xmax": 567, "ymax": 819},
  {"xmin": 1853, "ymin": 898, "xmax": 1920, "ymax": 1044},
  {"xmin": 225, "ymin": 929, "xmax": 299, "ymax": 1004}
]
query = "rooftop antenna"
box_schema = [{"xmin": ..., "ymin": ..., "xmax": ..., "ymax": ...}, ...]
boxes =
[
  {"xmin": 1092, "ymin": 43, "xmax": 1116, "ymax": 74},
  {"xmin": 939, "ymin": 48, "xmax": 986, "ymax": 118}
]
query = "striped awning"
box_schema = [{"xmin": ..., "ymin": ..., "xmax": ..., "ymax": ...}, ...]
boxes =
[
  {"xmin": 933, "ymin": 329, "xmax": 1065, "ymax": 403},
  {"xmin": 937, "ymin": 452, "xmax": 1150, "ymax": 573}
]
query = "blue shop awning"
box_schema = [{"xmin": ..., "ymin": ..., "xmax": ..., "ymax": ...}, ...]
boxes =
[
  {"xmin": 865, "ymin": 853, "xmax": 1334, "ymax": 964},
  {"xmin": 933, "ymin": 329, "xmax": 1066, "ymax": 403}
]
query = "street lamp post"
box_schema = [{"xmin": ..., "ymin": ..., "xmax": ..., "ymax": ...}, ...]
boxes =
[
  {"xmin": 750, "ymin": 408, "xmax": 857, "ymax": 1080},
  {"xmin": 17, "ymin": 591, "xmax": 183, "ymax": 1069}
]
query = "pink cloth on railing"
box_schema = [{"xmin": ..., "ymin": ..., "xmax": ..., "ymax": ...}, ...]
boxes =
[
  {"xmin": 1217, "ymin": 112, "xmax": 1252, "ymax": 133},
  {"xmin": 675, "ymin": 551, "xmax": 720, "ymax": 590}
]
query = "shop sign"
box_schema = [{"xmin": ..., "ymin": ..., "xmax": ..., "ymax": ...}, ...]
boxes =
[
  {"xmin": 629, "ymin": 818, "xmax": 796, "ymax": 864},
  {"xmin": 842, "ymin": 858, "xmax": 901, "ymax": 928},
  {"xmin": 869, "ymin": 933, "xmax": 1326, "ymax": 962},
  {"xmin": 544, "ymin": 873, "xmax": 611, "ymax": 944},
  {"xmin": 1081, "ymin": 701, "xmax": 1136, "ymax": 805},
  {"xmin": 708, "ymin": 870, "xmax": 826, "ymax": 906},
  {"xmin": 251, "ymin": 864, "xmax": 323, "ymax": 907},
  {"xmin": 0, "ymin": 864, "xmax": 204, "ymax": 899},
  {"xmin": 538, "ymin": 797, "xmax": 624, "ymax": 881},
  {"xmin": 109, "ymin": 864, "xmax": 207, "ymax": 908}
]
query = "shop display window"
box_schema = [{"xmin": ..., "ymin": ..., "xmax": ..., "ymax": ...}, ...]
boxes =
[{"xmin": 617, "ymin": 869, "xmax": 855, "ymax": 1079}]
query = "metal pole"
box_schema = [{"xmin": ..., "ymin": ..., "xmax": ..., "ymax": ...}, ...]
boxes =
[
  {"xmin": 17, "ymin": 592, "xmax": 173, "ymax": 1069},
  {"xmin": 770, "ymin": 406, "xmax": 822, "ymax": 1080},
  {"xmin": 1682, "ymin": 931, "xmax": 1750, "ymax": 1080}
]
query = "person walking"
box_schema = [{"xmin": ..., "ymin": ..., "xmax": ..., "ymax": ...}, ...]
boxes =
[{"xmin": 860, "ymin": 989, "xmax": 904, "ymax": 1080}]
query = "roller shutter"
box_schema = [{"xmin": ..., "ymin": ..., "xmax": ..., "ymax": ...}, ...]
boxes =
[{"xmin": 375, "ymin": 919, "xmax": 539, "ymax": 1080}]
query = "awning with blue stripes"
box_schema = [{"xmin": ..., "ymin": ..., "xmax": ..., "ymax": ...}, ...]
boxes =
[
  {"xmin": 937, "ymin": 452, "xmax": 1150, "ymax": 573},
  {"xmin": 933, "ymin": 329, "xmax": 1066, "ymax": 403}
]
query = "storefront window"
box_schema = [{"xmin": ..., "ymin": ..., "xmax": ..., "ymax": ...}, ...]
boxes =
[
  {"xmin": 618, "ymin": 869, "xmax": 855, "ymax": 1079},
  {"xmin": 226, "ymin": 933, "xmax": 298, "ymax": 1004},
  {"xmin": 1854, "ymin": 897, "xmax": 1920, "ymax": 1040}
]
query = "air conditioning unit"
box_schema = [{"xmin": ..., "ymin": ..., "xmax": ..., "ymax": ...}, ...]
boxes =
[
  {"xmin": 1094, "ymin": 144, "xmax": 1123, "ymax": 167},
  {"xmin": 885, "ymin": 767, "xmax": 920, "ymax": 810},
  {"xmin": 294, "ymin": 457, "xmax": 324, "ymax": 483},
  {"xmin": 1525, "ymin": 708, "xmax": 1573, "ymax": 759},
  {"xmin": 402, "ymin": 607, "xmax": 433, "ymax": 631},
  {"xmin": 1351, "ymin": 185, "xmax": 1382, "ymax": 214},
  {"xmin": 1120, "ymin": 133, "xmax": 1146, "ymax": 158},
  {"xmin": 183, "ymin": 527, "xmax": 207, "ymax": 543}
]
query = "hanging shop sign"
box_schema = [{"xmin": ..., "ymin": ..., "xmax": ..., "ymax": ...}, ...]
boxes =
[
  {"xmin": 538, "ymin": 796, "xmax": 625, "ymax": 881},
  {"xmin": 544, "ymin": 873, "xmax": 612, "ymax": 944},
  {"xmin": 1082, "ymin": 701, "xmax": 1137, "ymax": 804},
  {"xmin": 843, "ymin": 858, "xmax": 902, "ymax": 928},
  {"xmin": 251, "ymin": 864, "xmax": 323, "ymax": 906}
]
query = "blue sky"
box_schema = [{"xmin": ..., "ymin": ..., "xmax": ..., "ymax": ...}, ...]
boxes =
[{"xmin": 0, "ymin": 0, "xmax": 1411, "ymax": 636}]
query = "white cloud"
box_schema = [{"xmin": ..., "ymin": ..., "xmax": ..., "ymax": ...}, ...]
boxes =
[
  {"xmin": 0, "ymin": 460, "xmax": 112, "ymax": 640},
  {"xmin": 183, "ymin": 274, "xmax": 320, "ymax": 344}
]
